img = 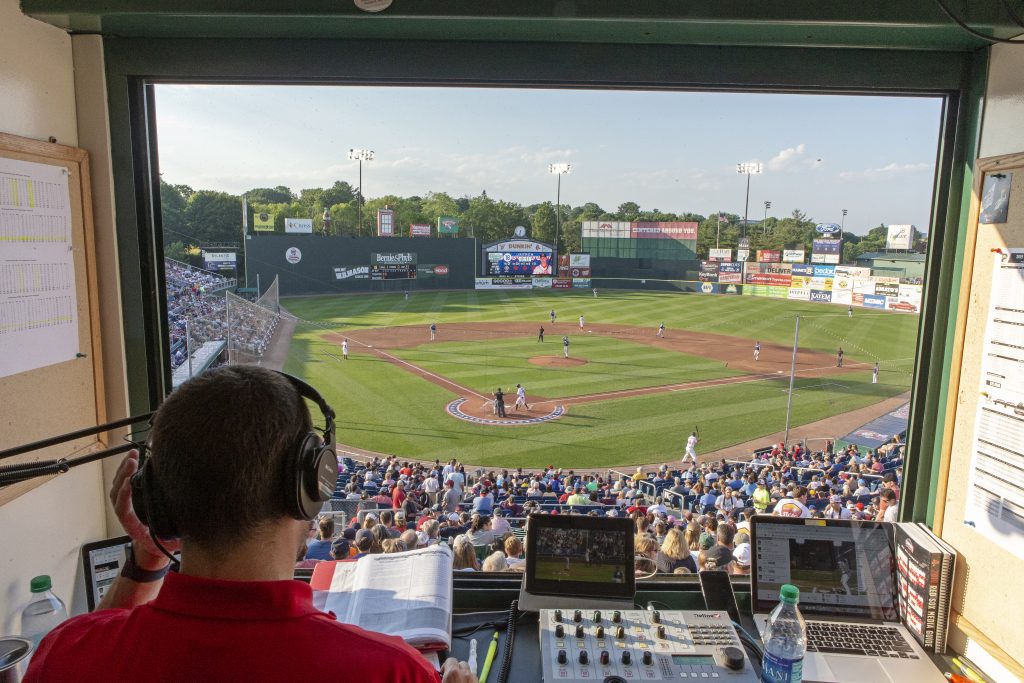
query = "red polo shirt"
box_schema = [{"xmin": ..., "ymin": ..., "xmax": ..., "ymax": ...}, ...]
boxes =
[{"xmin": 25, "ymin": 572, "xmax": 438, "ymax": 683}]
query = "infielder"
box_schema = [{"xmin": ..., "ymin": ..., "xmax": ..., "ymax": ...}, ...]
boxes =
[
  {"xmin": 538, "ymin": 325, "xmax": 545, "ymax": 342},
  {"xmin": 578, "ymin": 314, "xmax": 585, "ymax": 330},
  {"xmin": 848, "ymin": 305, "xmax": 853, "ymax": 318},
  {"xmin": 562, "ymin": 336, "xmax": 570, "ymax": 358},
  {"xmin": 872, "ymin": 362, "xmax": 879, "ymax": 384},
  {"xmin": 514, "ymin": 383, "xmax": 529, "ymax": 411},
  {"xmin": 754, "ymin": 340, "xmax": 761, "ymax": 361},
  {"xmin": 550, "ymin": 309, "xmax": 556, "ymax": 324},
  {"xmin": 657, "ymin": 322, "xmax": 665, "ymax": 338},
  {"xmin": 836, "ymin": 346, "xmax": 844, "ymax": 367},
  {"xmin": 430, "ymin": 322, "xmax": 437, "ymax": 341},
  {"xmin": 342, "ymin": 339, "xmax": 349, "ymax": 360},
  {"xmin": 682, "ymin": 428, "xmax": 699, "ymax": 464}
]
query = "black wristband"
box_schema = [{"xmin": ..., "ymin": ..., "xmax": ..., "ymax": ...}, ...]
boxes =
[{"xmin": 120, "ymin": 547, "xmax": 171, "ymax": 583}]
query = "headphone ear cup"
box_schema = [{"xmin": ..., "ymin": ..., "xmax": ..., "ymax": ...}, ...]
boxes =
[
  {"xmin": 293, "ymin": 433, "xmax": 338, "ymax": 520},
  {"xmin": 131, "ymin": 459, "xmax": 179, "ymax": 540}
]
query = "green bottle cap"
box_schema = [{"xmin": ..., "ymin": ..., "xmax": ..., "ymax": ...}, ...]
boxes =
[
  {"xmin": 30, "ymin": 575, "xmax": 52, "ymax": 593},
  {"xmin": 780, "ymin": 584, "xmax": 799, "ymax": 604}
]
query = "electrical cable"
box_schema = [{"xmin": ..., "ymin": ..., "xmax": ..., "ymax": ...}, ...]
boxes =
[
  {"xmin": 934, "ymin": 0, "xmax": 1024, "ymax": 43},
  {"xmin": 495, "ymin": 599, "xmax": 519, "ymax": 683}
]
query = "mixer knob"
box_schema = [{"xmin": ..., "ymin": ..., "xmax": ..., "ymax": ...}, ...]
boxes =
[
  {"xmin": 642, "ymin": 651, "xmax": 653, "ymax": 666},
  {"xmin": 651, "ymin": 610, "xmax": 661, "ymax": 624},
  {"xmin": 557, "ymin": 649, "xmax": 567, "ymax": 665},
  {"xmin": 621, "ymin": 651, "xmax": 632, "ymax": 665},
  {"xmin": 600, "ymin": 650, "xmax": 610, "ymax": 665},
  {"xmin": 615, "ymin": 625, "xmax": 626, "ymax": 639},
  {"xmin": 612, "ymin": 610, "xmax": 622, "ymax": 623},
  {"xmin": 555, "ymin": 624, "xmax": 564, "ymax": 638},
  {"xmin": 595, "ymin": 626, "xmax": 604, "ymax": 639},
  {"xmin": 592, "ymin": 610, "xmax": 602, "ymax": 624},
  {"xmin": 656, "ymin": 625, "xmax": 666, "ymax": 639},
  {"xmin": 573, "ymin": 609, "xmax": 582, "ymax": 623},
  {"xmin": 578, "ymin": 650, "xmax": 589, "ymax": 665},
  {"xmin": 554, "ymin": 609, "xmax": 562, "ymax": 622},
  {"xmin": 575, "ymin": 624, "xmax": 585, "ymax": 639}
]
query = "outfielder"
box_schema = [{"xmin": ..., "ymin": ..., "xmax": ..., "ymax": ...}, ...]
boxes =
[
  {"xmin": 754, "ymin": 340, "xmax": 761, "ymax": 361},
  {"xmin": 514, "ymin": 383, "xmax": 529, "ymax": 411},
  {"xmin": 538, "ymin": 325, "xmax": 545, "ymax": 342},
  {"xmin": 430, "ymin": 322, "xmax": 437, "ymax": 341},
  {"xmin": 342, "ymin": 339, "xmax": 349, "ymax": 360},
  {"xmin": 550, "ymin": 309, "xmax": 556, "ymax": 324},
  {"xmin": 562, "ymin": 336, "xmax": 570, "ymax": 358},
  {"xmin": 873, "ymin": 362, "xmax": 879, "ymax": 384},
  {"xmin": 657, "ymin": 322, "xmax": 665, "ymax": 338}
]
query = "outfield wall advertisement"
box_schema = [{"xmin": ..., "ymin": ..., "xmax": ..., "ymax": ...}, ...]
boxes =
[{"xmin": 741, "ymin": 260, "xmax": 923, "ymax": 313}]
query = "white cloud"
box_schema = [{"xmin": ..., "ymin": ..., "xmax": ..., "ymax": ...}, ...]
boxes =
[
  {"xmin": 767, "ymin": 143, "xmax": 807, "ymax": 171},
  {"xmin": 839, "ymin": 162, "xmax": 931, "ymax": 182}
]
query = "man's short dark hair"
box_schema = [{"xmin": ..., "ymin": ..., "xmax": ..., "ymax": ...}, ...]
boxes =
[
  {"xmin": 880, "ymin": 489, "xmax": 897, "ymax": 502},
  {"xmin": 717, "ymin": 524, "xmax": 736, "ymax": 547},
  {"xmin": 318, "ymin": 516, "xmax": 335, "ymax": 539},
  {"xmin": 149, "ymin": 366, "xmax": 312, "ymax": 548}
]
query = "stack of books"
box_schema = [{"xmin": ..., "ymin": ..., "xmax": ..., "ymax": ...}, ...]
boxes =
[{"xmin": 894, "ymin": 522, "xmax": 957, "ymax": 654}]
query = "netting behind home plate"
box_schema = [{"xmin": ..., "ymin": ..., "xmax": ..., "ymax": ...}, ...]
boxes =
[{"xmin": 225, "ymin": 276, "xmax": 282, "ymax": 364}]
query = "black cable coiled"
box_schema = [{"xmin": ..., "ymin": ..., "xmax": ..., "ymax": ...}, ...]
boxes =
[{"xmin": 495, "ymin": 599, "xmax": 518, "ymax": 683}]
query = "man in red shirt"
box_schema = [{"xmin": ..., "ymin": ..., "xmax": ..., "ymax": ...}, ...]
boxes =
[
  {"xmin": 392, "ymin": 479, "xmax": 408, "ymax": 509},
  {"xmin": 25, "ymin": 367, "xmax": 474, "ymax": 683}
]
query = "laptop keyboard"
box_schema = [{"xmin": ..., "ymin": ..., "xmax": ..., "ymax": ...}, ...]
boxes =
[{"xmin": 805, "ymin": 621, "xmax": 918, "ymax": 659}]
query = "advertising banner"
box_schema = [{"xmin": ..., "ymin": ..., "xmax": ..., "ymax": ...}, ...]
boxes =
[
  {"xmin": 437, "ymin": 216, "xmax": 460, "ymax": 234},
  {"xmin": 810, "ymin": 276, "xmax": 834, "ymax": 291},
  {"xmin": 816, "ymin": 223, "xmax": 842, "ymax": 235},
  {"xmin": 863, "ymin": 294, "xmax": 887, "ymax": 309},
  {"xmin": 810, "ymin": 290, "xmax": 833, "ymax": 303},
  {"xmin": 253, "ymin": 212, "xmax": 275, "ymax": 232},
  {"xmin": 886, "ymin": 224, "xmax": 913, "ymax": 250},
  {"xmin": 284, "ymin": 218, "xmax": 313, "ymax": 234},
  {"xmin": 736, "ymin": 248, "xmax": 750, "ymax": 262},
  {"xmin": 630, "ymin": 221, "xmax": 699, "ymax": 241},
  {"xmin": 699, "ymin": 282, "xmax": 718, "ymax": 295},
  {"xmin": 532, "ymin": 277, "xmax": 552, "ymax": 289},
  {"xmin": 569, "ymin": 253, "xmax": 591, "ymax": 267},
  {"xmin": 874, "ymin": 282, "xmax": 900, "ymax": 297},
  {"xmin": 852, "ymin": 293, "xmax": 864, "ymax": 305},
  {"xmin": 790, "ymin": 276, "xmax": 810, "ymax": 289},
  {"xmin": 873, "ymin": 276, "xmax": 900, "ymax": 284},
  {"xmin": 718, "ymin": 262, "xmax": 742, "ymax": 283},
  {"xmin": 377, "ymin": 208, "xmax": 395, "ymax": 237},
  {"xmin": 708, "ymin": 248, "xmax": 732, "ymax": 262},
  {"xmin": 572, "ymin": 278, "xmax": 592, "ymax": 288},
  {"xmin": 371, "ymin": 252, "xmax": 416, "ymax": 265},
  {"xmin": 832, "ymin": 274, "xmax": 854, "ymax": 296},
  {"xmin": 415, "ymin": 264, "xmax": 450, "ymax": 279},
  {"xmin": 813, "ymin": 265, "xmax": 836, "ymax": 278},
  {"xmin": 699, "ymin": 261, "xmax": 720, "ymax": 282},
  {"xmin": 757, "ymin": 250, "xmax": 782, "ymax": 263},
  {"xmin": 475, "ymin": 276, "xmax": 533, "ymax": 290},
  {"xmin": 767, "ymin": 286, "xmax": 789, "ymax": 299},
  {"xmin": 552, "ymin": 278, "xmax": 572, "ymax": 289},
  {"xmin": 886, "ymin": 297, "xmax": 919, "ymax": 313},
  {"xmin": 831, "ymin": 289, "xmax": 853, "ymax": 305},
  {"xmin": 582, "ymin": 221, "xmax": 630, "ymax": 239},
  {"xmin": 791, "ymin": 264, "xmax": 815, "ymax": 277},
  {"xmin": 836, "ymin": 265, "xmax": 871, "ymax": 278},
  {"xmin": 334, "ymin": 266, "xmax": 369, "ymax": 280},
  {"xmin": 783, "ymin": 249, "xmax": 806, "ymax": 263},
  {"xmin": 569, "ymin": 266, "xmax": 591, "ymax": 278},
  {"xmin": 743, "ymin": 284, "xmax": 769, "ymax": 297},
  {"xmin": 788, "ymin": 287, "xmax": 811, "ymax": 301},
  {"xmin": 202, "ymin": 251, "xmax": 236, "ymax": 271},
  {"xmin": 811, "ymin": 252, "xmax": 841, "ymax": 265},
  {"xmin": 410, "ymin": 223, "xmax": 432, "ymax": 237},
  {"xmin": 852, "ymin": 277, "xmax": 876, "ymax": 294},
  {"xmin": 744, "ymin": 272, "xmax": 792, "ymax": 287}
]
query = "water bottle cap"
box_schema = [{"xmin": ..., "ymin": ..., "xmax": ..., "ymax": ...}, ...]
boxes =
[
  {"xmin": 30, "ymin": 575, "xmax": 52, "ymax": 593},
  {"xmin": 780, "ymin": 584, "xmax": 799, "ymax": 604}
]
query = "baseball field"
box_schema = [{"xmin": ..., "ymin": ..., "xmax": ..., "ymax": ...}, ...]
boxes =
[{"xmin": 280, "ymin": 290, "xmax": 917, "ymax": 469}]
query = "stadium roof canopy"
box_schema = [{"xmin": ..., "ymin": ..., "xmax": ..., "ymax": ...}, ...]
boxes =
[{"xmin": 838, "ymin": 402, "xmax": 911, "ymax": 450}]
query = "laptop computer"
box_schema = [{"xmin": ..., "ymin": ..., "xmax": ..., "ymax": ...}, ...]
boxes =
[{"xmin": 749, "ymin": 516, "xmax": 942, "ymax": 683}]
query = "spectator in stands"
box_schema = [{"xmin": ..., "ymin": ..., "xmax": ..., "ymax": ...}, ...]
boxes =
[
  {"xmin": 330, "ymin": 537, "xmax": 352, "ymax": 560},
  {"xmin": 472, "ymin": 486, "xmax": 494, "ymax": 514},
  {"xmin": 567, "ymin": 486, "xmax": 590, "ymax": 506},
  {"xmin": 466, "ymin": 514, "xmax": 495, "ymax": 546},
  {"xmin": 731, "ymin": 543, "xmax": 751, "ymax": 576},
  {"xmin": 490, "ymin": 508, "xmax": 511, "ymax": 537},
  {"xmin": 442, "ymin": 479, "xmax": 461, "ymax": 514},
  {"xmin": 352, "ymin": 529, "xmax": 374, "ymax": 559},
  {"xmin": 391, "ymin": 480, "xmax": 407, "ymax": 509},
  {"xmin": 370, "ymin": 523, "xmax": 391, "ymax": 552},
  {"xmin": 773, "ymin": 486, "xmax": 811, "ymax": 518},
  {"xmin": 635, "ymin": 536, "xmax": 660, "ymax": 576},
  {"xmin": 381, "ymin": 538, "xmax": 407, "ymax": 554},
  {"xmin": 482, "ymin": 552, "xmax": 509, "ymax": 572},
  {"xmin": 647, "ymin": 496, "xmax": 668, "ymax": 517},
  {"xmin": 823, "ymin": 495, "xmax": 851, "ymax": 520},
  {"xmin": 305, "ymin": 516, "xmax": 335, "ymax": 561},
  {"xmin": 853, "ymin": 479, "xmax": 872, "ymax": 496},
  {"xmin": 703, "ymin": 525, "xmax": 736, "ymax": 571},
  {"xmin": 878, "ymin": 489, "xmax": 899, "ymax": 522},
  {"xmin": 423, "ymin": 474, "xmax": 440, "ymax": 506},
  {"xmin": 657, "ymin": 528, "xmax": 698, "ymax": 574},
  {"xmin": 421, "ymin": 519, "xmax": 441, "ymax": 546},
  {"xmin": 26, "ymin": 366, "xmax": 471, "ymax": 683},
  {"xmin": 452, "ymin": 536, "xmax": 480, "ymax": 571},
  {"xmin": 504, "ymin": 536, "xmax": 525, "ymax": 569}
]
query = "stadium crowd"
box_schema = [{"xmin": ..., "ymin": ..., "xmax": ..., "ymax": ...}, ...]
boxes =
[{"xmin": 303, "ymin": 437, "xmax": 904, "ymax": 577}]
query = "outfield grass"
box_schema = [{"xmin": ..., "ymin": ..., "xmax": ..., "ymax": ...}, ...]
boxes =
[
  {"xmin": 390, "ymin": 336, "xmax": 743, "ymax": 399},
  {"xmin": 281, "ymin": 290, "xmax": 917, "ymax": 467}
]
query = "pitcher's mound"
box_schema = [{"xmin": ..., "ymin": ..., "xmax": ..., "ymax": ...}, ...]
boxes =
[{"xmin": 529, "ymin": 356, "xmax": 588, "ymax": 367}]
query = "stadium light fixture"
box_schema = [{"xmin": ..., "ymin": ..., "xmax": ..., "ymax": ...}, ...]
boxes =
[
  {"xmin": 349, "ymin": 148, "xmax": 374, "ymax": 235},
  {"xmin": 548, "ymin": 163, "xmax": 571, "ymax": 255},
  {"xmin": 841, "ymin": 208, "xmax": 848, "ymax": 232},
  {"xmin": 737, "ymin": 162, "xmax": 763, "ymax": 238},
  {"xmin": 763, "ymin": 200, "xmax": 772, "ymax": 235}
]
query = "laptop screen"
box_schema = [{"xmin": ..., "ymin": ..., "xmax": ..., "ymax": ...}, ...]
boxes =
[{"xmin": 751, "ymin": 517, "xmax": 898, "ymax": 621}]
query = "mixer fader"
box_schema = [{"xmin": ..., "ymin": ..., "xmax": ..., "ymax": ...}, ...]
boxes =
[{"xmin": 538, "ymin": 608, "xmax": 758, "ymax": 682}]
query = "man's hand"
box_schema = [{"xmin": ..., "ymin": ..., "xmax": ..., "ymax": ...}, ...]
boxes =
[
  {"xmin": 440, "ymin": 657, "xmax": 478, "ymax": 683},
  {"xmin": 110, "ymin": 450, "xmax": 181, "ymax": 571}
]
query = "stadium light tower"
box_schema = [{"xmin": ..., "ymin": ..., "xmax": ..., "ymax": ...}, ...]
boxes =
[
  {"xmin": 763, "ymin": 200, "xmax": 772, "ymax": 235},
  {"xmin": 841, "ymin": 208, "xmax": 848, "ymax": 231},
  {"xmin": 348, "ymin": 148, "xmax": 374, "ymax": 235},
  {"xmin": 548, "ymin": 163, "xmax": 571, "ymax": 254},
  {"xmin": 737, "ymin": 162, "xmax": 763, "ymax": 238}
]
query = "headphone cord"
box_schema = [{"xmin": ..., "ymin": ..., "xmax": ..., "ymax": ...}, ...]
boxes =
[
  {"xmin": 495, "ymin": 599, "xmax": 518, "ymax": 683},
  {"xmin": 148, "ymin": 528, "xmax": 181, "ymax": 570}
]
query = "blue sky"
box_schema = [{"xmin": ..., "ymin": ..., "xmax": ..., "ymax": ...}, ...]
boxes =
[{"xmin": 154, "ymin": 85, "xmax": 941, "ymax": 235}]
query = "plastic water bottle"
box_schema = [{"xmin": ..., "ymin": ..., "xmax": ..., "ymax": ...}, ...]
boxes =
[
  {"xmin": 21, "ymin": 575, "xmax": 68, "ymax": 657},
  {"xmin": 760, "ymin": 584, "xmax": 806, "ymax": 683}
]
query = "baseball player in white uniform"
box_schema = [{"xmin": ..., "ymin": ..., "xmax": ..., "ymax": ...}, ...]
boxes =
[
  {"xmin": 578, "ymin": 315, "xmax": 585, "ymax": 330},
  {"xmin": 753, "ymin": 341, "xmax": 761, "ymax": 361},
  {"xmin": 657, "ymin": 322, "xmax": 665, "ymax": 338},
  {"xmin": 562, "ymin": 336, "xmax": 570, "ymax": 358},
  {"xmin": 682, "ymin": 429, "xmax": 699, "ymax": 464},
  {"xmin": 514, "ymin": 383, "xmax": 529, "ymax": 411},
  {"xmin": 342, "ymin": 339, "xmax": 349, "ymax": 360}
]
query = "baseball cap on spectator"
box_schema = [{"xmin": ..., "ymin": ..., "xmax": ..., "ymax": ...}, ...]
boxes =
[
  {"xmin": 448, "ymin": 513, "xmax": 461, "ymax": 522},
  {"xmin": 733, "ymin": 543, "xmax": 751, "ymax": 568},
  {"xmin": 331, "ymin": 538, "xmax": 350, "ymax": 558},
  {"xmin": 354, "ymin": 529, "xmax": 373, "ymax": 551},
  {"xmin": 704, "ymin": 545, "xmax": 734, "ymax": 569},
  {"xmin": 856, "ymin": 502, "xmax": 865, "ymax": 510},
  {"xmin": 667, "ymin": 515, "xmax": 677, "ymax": 525},
  {"xmin": 699, "ymin": 535, "xmax": 715, "ymax": 551},
  {"xmin": 364, "ymin": 513, "xmax": 378, "ymax": 521},
  {"xmin": 342, "ymin": 527, "xmax": 356, "ymax": 541},
  {"xmin": 830, "ymin": 495, "xmax": 842, "ymax": 503}
]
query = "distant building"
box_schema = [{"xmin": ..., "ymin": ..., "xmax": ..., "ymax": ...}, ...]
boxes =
[{"xmin": 855, "ymin": 251, "xmax": 926, "ymax": 281}]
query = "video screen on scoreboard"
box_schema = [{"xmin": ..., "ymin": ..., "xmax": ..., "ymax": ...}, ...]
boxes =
[{"xmin": 487, "ymin": 251, "xmax": 553, "ymax": 276}]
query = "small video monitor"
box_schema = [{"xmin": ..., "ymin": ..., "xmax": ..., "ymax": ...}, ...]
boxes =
[
  {"xmin": 81, "ymin": 536, "xmax": 131, "ymax": 611},
  {"xmin": 524, "ymin": 513, "xmax": 635, "ymax": 602}
]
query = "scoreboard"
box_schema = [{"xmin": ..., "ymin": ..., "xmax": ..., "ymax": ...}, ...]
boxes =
[{"xmin": 370, "ymin": 263, "xmax": 415, "ymax": 280}]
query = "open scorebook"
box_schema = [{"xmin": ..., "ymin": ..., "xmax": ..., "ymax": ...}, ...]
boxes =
[{"xmin": 311, "ymin": 545, "xmax": 454, "ymax": 652}]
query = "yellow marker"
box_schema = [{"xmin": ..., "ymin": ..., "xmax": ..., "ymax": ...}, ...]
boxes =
[
  {"xmin": 951, "ymin": 658, "xmax": 985, "ymax": 683},
  {"xmin": 479, "ymin": 630, "xmax": 500, "ymax": 683}
]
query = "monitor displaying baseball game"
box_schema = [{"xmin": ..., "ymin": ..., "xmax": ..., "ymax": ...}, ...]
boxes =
[{"xmin": 524, "ymin": 513, "xmax": 635, "ymax": 601}]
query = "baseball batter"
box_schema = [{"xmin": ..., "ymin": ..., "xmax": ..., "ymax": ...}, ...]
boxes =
[
  {"xmin": 514, "ymin": 383, "xmax": 529, "ymax": 411},
  {"xmin": 562, "ymin": 336, "xmax": 570, "ymax": 358},
  {"xmin": 342, "ymin": 339, "xmax": 349, "ymax": 360}
]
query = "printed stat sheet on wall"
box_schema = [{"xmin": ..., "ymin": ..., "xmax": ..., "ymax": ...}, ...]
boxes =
[
  {"xmin": 965, "ymin": 249, "xmax": 1024, "ymax": 558},
  {"xmin": 0, "ymin": 157, "xmax": 79, "ymax": 379}
]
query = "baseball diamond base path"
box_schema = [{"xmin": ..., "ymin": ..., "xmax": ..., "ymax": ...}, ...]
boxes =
[{"xmin": 324, "ymin": 322, "xmax": 862, "ymax": 424}]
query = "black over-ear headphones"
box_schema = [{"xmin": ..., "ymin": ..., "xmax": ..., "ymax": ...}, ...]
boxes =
[{"xmin": 130, "ymin": 371, "xmax": 339, "ymax": 540}]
